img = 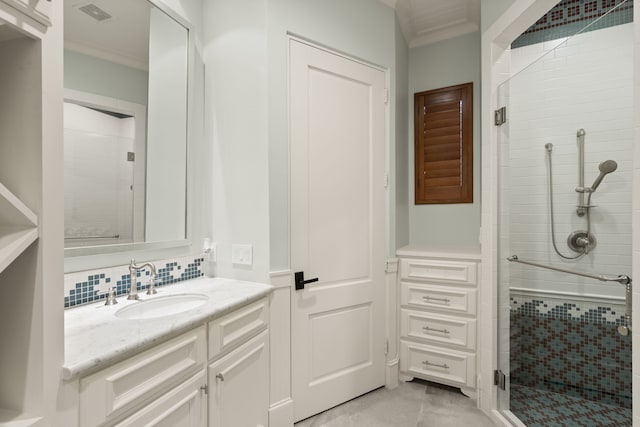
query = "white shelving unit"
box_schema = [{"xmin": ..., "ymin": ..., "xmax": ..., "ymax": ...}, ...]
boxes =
[
  {"xmin": 0, "ymin": 1, "xmax": 63, "ymax": 425},
  {"xmin": 0, "ymin": 182, "xmax": 38, "ymax": 275}
]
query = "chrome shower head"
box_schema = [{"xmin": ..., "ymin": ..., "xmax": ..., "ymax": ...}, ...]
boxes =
[
  {"xmin": 590, "ymin": 160, "xmax": 618, "ymax": 192},
  {"xmin": 545, "ymin": 143, "xmax": 553, "ymax": 152}
]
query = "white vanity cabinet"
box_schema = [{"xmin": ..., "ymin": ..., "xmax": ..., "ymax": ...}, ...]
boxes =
[
  {"xmin": 208, "ymin": 331, "xmax": 269, "ymax": 427},
  {"xmin": 207, "ymin": 299, "xmax": 269, "ymax": 427},
  {"xmin": 0, "ymin": 0, "xmax": 51, "ymax": 27},
  {"xmin": 113, "ymin": 372, "xmax": 207, "ymax": 427},
  {"xmin": 397, "ymin": 246, "xmax": 480, "ymax": 397},
  {"xmin": 73, "ymin": 296, "xmax": 270, "ymax": 427},
  {"xmin": 79, "ymin": 327, "xmax": 208, "ymax": 426}
]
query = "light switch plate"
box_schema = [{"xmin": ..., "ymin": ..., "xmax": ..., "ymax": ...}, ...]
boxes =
[{"xmin": 231, "ymin": 244, "xmax": 253, "ymax": 265}]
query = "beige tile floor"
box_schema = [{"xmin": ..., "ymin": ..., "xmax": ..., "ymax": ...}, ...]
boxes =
[{"xmin": 295, "ymin": 379, "xmax": 496, "ymax": 427}]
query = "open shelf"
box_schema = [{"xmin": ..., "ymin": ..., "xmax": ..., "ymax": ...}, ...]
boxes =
[
  {"xmin": 0, "ymin": 227, "xmax": 38, "ymax": 275},
  {"xmin": 0, "ymin": 181, "xmax": 37, "ymax": 228},
  {"xmin": 0, "ymin": 182, "xmax": 38, "ymax": 276},
  {"xmin": 0, "ymin": 408, "xmax": 44, "ymax": 427}
]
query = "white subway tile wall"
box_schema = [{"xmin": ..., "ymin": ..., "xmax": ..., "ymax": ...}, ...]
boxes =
[
  {"xmin": 500, "ymin": 23, "xmax": 633, "ymax": 298},
  {"xmin": 64, "ymin": 102, "xmax": 136, "ymax": 244}
]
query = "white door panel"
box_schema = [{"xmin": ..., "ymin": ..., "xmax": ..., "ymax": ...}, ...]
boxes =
[{"xmin": 289, "ymin": 39, "xmax": 386, "ymax": 422}]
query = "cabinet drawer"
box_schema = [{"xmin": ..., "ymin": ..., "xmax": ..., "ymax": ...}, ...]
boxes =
[
  {"xmin": 113, "ymin": 370, "xmax": 206, "ymax": 426},
  {"xmin": 401, "ymin": 309, "xmax": 476, "ymax": 350},
  {"xmin": 400, "ymin": 341, "xmax": 476, "ymax": 388},
  {"xmin": 400, "ymin": 258, "xmax": 476, "ymax": 285},
  {"xmin": 401, "ymin": 282, "xmax": 476, "ymax": 315},
  {"xmin": 208, "ymin": 298, "xmax": 268, "ymax": 359},
  {"xmin": 80, "ymin": 326, "xmax": 207, "ymax": 427}
]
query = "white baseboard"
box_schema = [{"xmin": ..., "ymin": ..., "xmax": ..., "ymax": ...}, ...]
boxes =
[
  {"xmin": 385, "ymin": 357, "xmax": 399, "ymax": 389},
  {"xmin": 269, "ymin": 398, "xmax": 294, "ymax": 427}
]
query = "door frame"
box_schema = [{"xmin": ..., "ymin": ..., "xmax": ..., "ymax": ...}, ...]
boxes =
[{"xmin": 286, "ymin": 33, "xmax": 395, "ymax": 414}]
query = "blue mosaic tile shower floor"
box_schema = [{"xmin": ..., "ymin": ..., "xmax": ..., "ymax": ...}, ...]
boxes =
[{"xmin": 511, "ymin": 384, "xmax": 631, "ymax": 427}]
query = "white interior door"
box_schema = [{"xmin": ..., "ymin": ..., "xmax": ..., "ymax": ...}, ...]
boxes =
[{"xmin": 289, "ymin": 38, "xmax": 386, "ymax": 422}]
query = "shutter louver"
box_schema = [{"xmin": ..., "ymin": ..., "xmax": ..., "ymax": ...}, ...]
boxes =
[{"xmin": 414, "ymin": 83, "xmax": 472, "ymax": 204}]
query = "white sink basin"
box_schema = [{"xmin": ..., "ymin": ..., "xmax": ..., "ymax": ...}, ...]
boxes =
[{"xmin": 115, "ymin": 293, "xmax": 209, "ymax": 320}]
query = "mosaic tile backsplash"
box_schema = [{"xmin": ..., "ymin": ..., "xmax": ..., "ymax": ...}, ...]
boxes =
[
  {"xmin": 64, "ymin": 255, "xmax": 205, "ymax": 308},
  {"xmin": 512, "ymin": 0, "xmax": 633, "ymax": 48},
  {"xmin": 510, "ymin": 294, "xmax": 632, "ymax": 408}
]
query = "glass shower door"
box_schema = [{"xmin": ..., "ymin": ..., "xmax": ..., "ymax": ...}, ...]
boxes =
[{"xmin": 496, "ymin": 1, "xmax": 634, "ymax": 425}]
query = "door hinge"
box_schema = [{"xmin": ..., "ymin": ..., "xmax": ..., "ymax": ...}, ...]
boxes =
[
  {"xmin": 200, "ymin": 384, "xmax": 209, "ymax": 395},
  {"xmin": 494, "ymin": 370, "xmax": 506, "ymax": 390},
  {"xmin": 127, "ymin": 151, "xmax": 135, "ymax": 161},
  {"xmin": 384, "ymin": 173, "xmax": 389, "ymax": 189},
  {"xmin": 385, "ymin": 340, "xmax": 389, "ymax": 355},
  {"xmin": 384, "ymin": 88, "xmax": 389, "ymax": 104},
  {"xmin": 494, "ymin": 106, "xmax": 507, "ymax": 126}
]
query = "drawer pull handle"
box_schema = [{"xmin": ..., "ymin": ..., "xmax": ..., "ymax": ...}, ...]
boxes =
[
  {"xmin": 423, "ymin": 296, "xmax": 450, "ymax": 304},
  {"xmin": 423, "ymin": 360, "xmax": 449, "ymax": 369},
  {"xmin": 216, "ymin": 373, "xmax": 225, "ymax": 382},
  {"xmin": 423, "ymin": 326, "xmax": 450, "ymax": 334}
]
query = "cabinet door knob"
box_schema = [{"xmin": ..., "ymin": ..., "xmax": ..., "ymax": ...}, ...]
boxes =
[{"xmin": 216, "ymin": 373, "xmax": 225, "ymax": 382}]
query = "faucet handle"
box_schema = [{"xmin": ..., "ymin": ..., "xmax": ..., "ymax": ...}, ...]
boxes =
[
  {"xmin": 104, "ymin": 287, "xmax": 118, "ymax": 306},
  {"xmin": 146, "ymin": 275, "xmax": 159, "ymax": 295}
]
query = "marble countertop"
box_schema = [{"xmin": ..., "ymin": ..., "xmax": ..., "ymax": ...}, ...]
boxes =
[{"xmin": 63, "ymin": 277, "xmax": 273, "ymax": 381}]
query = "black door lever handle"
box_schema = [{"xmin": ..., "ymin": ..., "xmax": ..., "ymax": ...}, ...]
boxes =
[{"xmin": 295, "ymin": 271, "xmax": 319, "ymax": 290}]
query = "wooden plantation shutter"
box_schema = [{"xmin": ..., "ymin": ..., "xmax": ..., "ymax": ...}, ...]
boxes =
[{"xmin": 414, "ymin": 82, "xmax": 473, "ymax": 204}]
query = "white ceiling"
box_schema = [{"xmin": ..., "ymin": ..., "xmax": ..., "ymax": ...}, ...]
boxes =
[
  {"xmin": 380, "ymin": 0, "xmax": 481, "ymax": 48},
  {"xmin": 63, "ymin": 0, "xmax": 480, "ymax": 69},
  {"xmin": 64, "ymin": 0, "xmax": 151, "ymax": 70}
]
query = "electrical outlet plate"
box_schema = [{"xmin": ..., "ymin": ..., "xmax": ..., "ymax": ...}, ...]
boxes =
[{"xmin": 231, "ymin": 244, "xmax": 253, "ymax": 265}]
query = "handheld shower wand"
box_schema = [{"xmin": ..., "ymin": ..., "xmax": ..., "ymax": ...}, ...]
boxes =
[
  {"xmin": 589, "ymin": 160, "xmax": 618, "ymax": 192},
  {"xmin": 575, "ymin": 160, "xmax": 618, "ymax": 193}
]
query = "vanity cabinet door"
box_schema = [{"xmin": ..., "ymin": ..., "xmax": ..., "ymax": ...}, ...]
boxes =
[
  {"xmin": 114, "ymin": 371, "xmax": 207, "ymax": 427},
  {"xmin": 208, "ymin": 330, "xmax": 269, "ymax": 427},
  {"xmin": 0, "ymin": 0, "xmax": 51, "ymax": 26},
  {"xmin": 79, "ymin": 327, "xmax": 207, "ymax": 426}
]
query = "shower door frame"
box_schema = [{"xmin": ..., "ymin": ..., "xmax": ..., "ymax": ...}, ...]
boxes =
[{"xmin": 479, "ymin": 1, "xmax": 639, "ymax": 425}]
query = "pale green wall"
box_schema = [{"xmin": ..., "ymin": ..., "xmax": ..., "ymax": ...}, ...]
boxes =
[
  {"xmin": 395, "ymin": 17, "xmax": 410, "ymax": 250},
  {"xmin": 203, "ymin": 0, "xmax": 403, "ymax": 280},
  {"xmin": 64, "ymin": 50, "xmax": 148, "ymax": 106},
  {"xmin": 204, "ymin": 0, "xmax": 270, "ymax": 282},
  {"xmin": 408, "ymin": 32, "xmax": 481, "ymax": 246},
  {"xmin": 267, "ymin": 0, "xmax": 402, "ymax": 271}
]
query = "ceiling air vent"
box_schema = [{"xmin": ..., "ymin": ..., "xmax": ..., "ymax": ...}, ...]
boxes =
[{"xmin": 78, "ymin": 4, "xmax": 112, "ymax": 21}]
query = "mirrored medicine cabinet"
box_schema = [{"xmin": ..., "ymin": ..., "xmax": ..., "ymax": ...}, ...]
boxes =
[{"xmin": 63, "ymin": 0, "xmax": 191, "ymax": 262}]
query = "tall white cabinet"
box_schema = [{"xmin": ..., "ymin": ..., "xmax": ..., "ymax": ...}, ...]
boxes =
[
  {"xmin": 397, "ymin": 245, "xmax": 481, "ymax": 398},
  {"xmin": 0, "ymin": 0, "xmax": 63, "ymax": 425}
]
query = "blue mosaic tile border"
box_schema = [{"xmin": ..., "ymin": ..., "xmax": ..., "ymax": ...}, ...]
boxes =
[
  {"xmin": 64, "ymin": 255, "xmax": 205, "ymax": 308},
  {"xmin": 510, "ymin": 295, "xmax": 628, "ymax": 326},
  {"xmin": 512, "ymin": 0, "xmax": 633, "ymax": 48}
]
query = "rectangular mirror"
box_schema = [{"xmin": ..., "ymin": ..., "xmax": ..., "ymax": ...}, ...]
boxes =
[{"xmin": 63, "ymin": 0, "xmax": 189, "ymax": 253}]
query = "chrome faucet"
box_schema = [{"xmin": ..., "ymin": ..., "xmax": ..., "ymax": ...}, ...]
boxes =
[{"xmin": 128, "ymin": 259, "xmax": 157, "ymax": 300}]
